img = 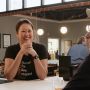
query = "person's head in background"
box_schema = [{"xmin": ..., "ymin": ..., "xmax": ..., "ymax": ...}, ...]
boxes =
[
  {"xmin": 77, "ymin": 36, "xmax": 86, "ymax": 45},
  {"xmin": 16, "ymin": 18, "xmax": 35, "ymax": 45},
  {"xmin": 85, "ymin": 32, "xmax": 90, "ymax": 48}
]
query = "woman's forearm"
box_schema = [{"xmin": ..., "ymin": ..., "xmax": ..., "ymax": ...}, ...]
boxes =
[
  {"xmin": 34, "ymin": 59, "xmax": 48, "ymax": 80},
  {"xmin": 4, "ymin": 50, "xmax": 24, "ymax": 80}
]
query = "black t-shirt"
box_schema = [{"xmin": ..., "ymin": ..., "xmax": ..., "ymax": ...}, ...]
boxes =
[{"xmin": 4, "ymin": 42, "xmax": 48, "ymax": 80}]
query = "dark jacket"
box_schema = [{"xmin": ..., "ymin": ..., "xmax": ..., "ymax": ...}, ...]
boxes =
[{"xmin": 63, "ymin": 54, "xmax": 90, "ymax": 90}]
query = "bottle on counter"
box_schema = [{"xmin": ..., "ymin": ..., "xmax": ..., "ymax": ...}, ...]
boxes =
[{"xmin": 51, "ymin": 51, "xmax": 56, "ymax": 60}]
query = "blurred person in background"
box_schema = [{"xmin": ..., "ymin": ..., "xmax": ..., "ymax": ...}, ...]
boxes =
[
  {"xmin": 85, "ymin": 32, "xmax": 90, "ymax": 52},
  {"xmin": 67, "ymin": 36, "xmax": 89, "ymax": 66}
]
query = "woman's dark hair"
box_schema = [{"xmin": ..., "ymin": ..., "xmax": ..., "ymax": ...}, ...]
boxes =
[{"xmin": 16, "ymin": 18, "xmax": 34, "ymax": 33}]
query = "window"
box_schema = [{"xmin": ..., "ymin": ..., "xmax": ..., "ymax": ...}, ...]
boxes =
[
  {"xmin": 24, "ymin": 0, "xmax": 41, "ymax": 8},
  {"xmin": 44, "ymin": 0, "xmax": 62, "ymax": 5},
  {"xmin": 8, "ymin": 0, "xmax": 22, "ymax": 10},
  {"xmin": 0, "ymin": 0, "xmax": 6, "ymax": 12},
  {"xmin": 48, "ymin": 38, "xmax": 59, "ymax": 52},
  {"xmin": 63, "ymin": 0, "xmax": 77, "ymax": 2},
  {"xmin": 48, "ymin": 38, "xmax": 59, "ymax": 60}
]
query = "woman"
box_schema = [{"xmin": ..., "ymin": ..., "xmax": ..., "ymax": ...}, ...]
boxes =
[{"xmin": 4, "ymin": 18, "xmax": 48, "ymax": 80}]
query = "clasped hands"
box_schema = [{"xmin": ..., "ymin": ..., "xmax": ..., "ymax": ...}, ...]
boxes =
[{"xmin": 20, "ymin": 41, "xmax": 37, "ymax": 57}]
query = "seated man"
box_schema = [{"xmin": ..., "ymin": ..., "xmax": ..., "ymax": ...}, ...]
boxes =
[{"xmin": 67, "ymin": 36, "xmax": 89, "ymax": 65}]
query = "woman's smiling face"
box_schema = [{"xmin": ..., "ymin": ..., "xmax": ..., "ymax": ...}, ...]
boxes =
[{"xmin": 16, "ymin": 23, "xmax": 34, "ymax": 44}]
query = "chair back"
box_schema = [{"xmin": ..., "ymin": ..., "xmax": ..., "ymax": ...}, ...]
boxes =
[{"xmin": 59, "ymin": 56, "xmax": 72, "ymax": 81}]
